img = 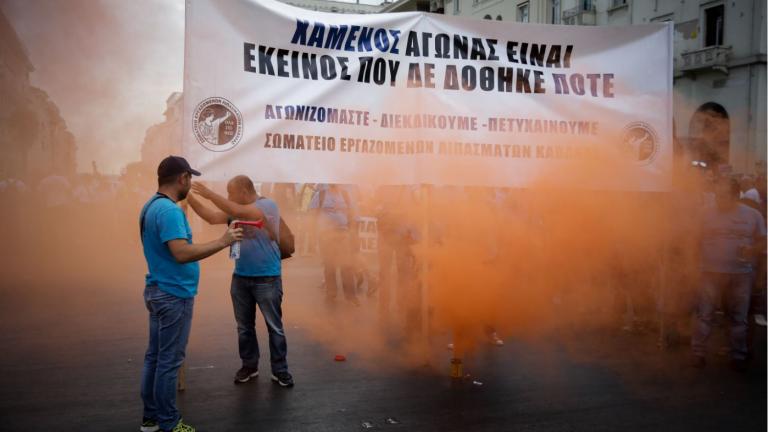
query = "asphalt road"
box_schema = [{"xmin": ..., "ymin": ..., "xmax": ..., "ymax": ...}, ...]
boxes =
[{"xmin": 0, "ymin": 254, "xmax": 765, "ymax": 432}]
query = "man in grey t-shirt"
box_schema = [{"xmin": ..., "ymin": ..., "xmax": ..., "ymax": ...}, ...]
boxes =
[{"xmin": 691, "ymin": 178, "xmax": 766, "ymax": 371}]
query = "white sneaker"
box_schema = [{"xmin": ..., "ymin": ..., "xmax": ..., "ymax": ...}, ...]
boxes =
[
  {"xmin": 490, "ymin": 332, "xmax": 504, "ymax": 346},
  {"xmin": 755, "ymin": 314, "xmax": 767, "ymax": 326}
]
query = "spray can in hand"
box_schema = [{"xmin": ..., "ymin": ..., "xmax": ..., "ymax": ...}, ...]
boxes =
[{"xmin": 229, "ymin": 219, "xmax": 265, "ymax": 260}]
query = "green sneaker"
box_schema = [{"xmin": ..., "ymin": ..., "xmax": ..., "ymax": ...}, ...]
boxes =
[
  {"xmin": 140, "ymin": 418, "xmax": 159, "ymax": 432},
  {"xmin": 169, "ymin": 420, "xmax": 195, "ymax": 432}
]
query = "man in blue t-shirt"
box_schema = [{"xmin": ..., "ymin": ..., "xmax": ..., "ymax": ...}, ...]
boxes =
[
  {"xmin": 187, "ymin": 175, "xmax": 294, "ymax": 387},
  {"xmin": 308, "ymin": 184, "xmax": 360, "ymax": 306},
  {"xmin": 691, "ymin": 177, "xmax": 766, "ymax": 372},
  {"xmin": 139, "ymin": 156, "xmax": 242, "ymax": 432}
]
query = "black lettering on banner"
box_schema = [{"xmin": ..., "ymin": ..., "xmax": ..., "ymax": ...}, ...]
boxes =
[
  {"xmin": 444, "ymin": 65, "xmax": 459, "ymax": 90},
  {"xmin": 533, "ymin": 70, "xmax": 545, "ymax": 94},
  {"xmin": 301, "ymin": 52, "xmax": 318, "ymax": 80},
  {"xmin": 516, "ymin": 68, "xmax": 531, "ymax": 93},
  {"xmin": 358, "ymin": 56, "xmax": 372, "ymax": 83},
  {"xmin": 461, "ymin": 65, "xmax": 476, "ymax": 91},
  {"xmin": 345, "ymin": 25, "xmax": 361, "ymax": 51},
  {"xmin": 603, "ymin": 73, "xmax": 615, "ymax": 98},
  {"xmin": 529, "ymin": 44, "xmax": 546, "ymax": 67},
  {"xmin": 407, "ymin": 63, "xmax": 422, "ymax": 88},
  {"xmin": 325, "ymin": 25, "xmax": 348, "ymax": 50},
  {"xmin": 405, "ymin": 31, "xmax": 420, "ymax": 56},
  {"xmin": 435, "ymin": 34, "xmax": 450, "ymax": 59},
  {"xmin": 258, "ymin": 46, "xmax": 275, "ymax": 75},
  {"xmin": 276, "ymin": 49, "xmax": 290, "ymax": 77},
  {"xmin": 564, "ymin": 45, "xmax": 574, "ymax": 68},
  {"xmin": 338, "ymin": 57, "xmax": 351, "ymax": 80},
  {"xmin": 546, "ymin": 46, "xmax": 562, "ymax": 68},
  {"xmin": 358, "ymin": 27, "xmax": 374, "ymax": 52},
  {"xmin": 570, "ymin": 73, "xmax": 585, "ymax": 95},
  {"xmin": 320, "ymin": 55, "xmax": 337, "ymax": 79},
  {"xmin": 506, "ymin": 41, "xmax": 518, "ymax": 63},
  {"xmin": 307, "ymin": 22, "xmax": 325, "ymax": 48},
  {"xmin": 454, "ymin": 35, "xmax": 468, "ymax": 59},
  {"xmin": 244, "ymin": 43, "xmax": 256, "ymax": 72},
  {"xmin": 586, "ymin": 73, "xmax": 600, "ymax": 97},
  {"xmin": 470, "ymin": 38, "xmax": 486, "ymax": 60},
  {"xmin": 553, "ymin": 73, "xmax": 568, "ymax": 94},
  {"xmin": 388, "ymin": 30, "xmax": 401, "ymax": 54},
  {"xmin": 423, "ymin": 63, "xmax": 435, "ymax": 88},
  {"xmin": 421, "ymin": 32, "xmax": 433, "ymax": 57},
  {"xmin": 479, "ymin": 67, "xmax": 494, "ymax": 91},
  {"xmin": 487, "ymin": 39, "xmax": 499, "ymax": 61},
  {"xmin": 290, "ymin": 19, "xmax": 309, "ymax": 45},
  {"xmin": 372, "ymin": 58, "xmax": 386, "ymax": 85},
  {"xmin": 374, "ymin": 29, "xmax": 390, "ymax": 52},
  {"xmin": 498, "ymin": 67, "xmax": 513, "ymax": 92}
]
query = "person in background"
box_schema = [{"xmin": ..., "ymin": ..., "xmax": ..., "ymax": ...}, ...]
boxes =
[
  {"xmin": 187, "ymin": 176, "xmax": 294, "ymax": 388},
  {"xmin": 691, "ymin": 177, "xmax": 766, "ymax": 372},
  {"xmin": 297, "ymin": 183, "xmax": 318, "ymax": 256},
  {"xmin": 739, "ymin": 174, "xmax": 761, "ymax": 210},
  {"xmin": 309, "ymin": 184, "xmax": 359, "ymax": 306},
  {"xmin": 139, "ymin": 156, "xmax": 242, "ymax": 432}
]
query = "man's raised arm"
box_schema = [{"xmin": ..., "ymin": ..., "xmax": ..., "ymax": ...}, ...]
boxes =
[
  {"xmin": 187, "ymin": 192, "xmax": 228, "ymax": 225},
  {"xmin": 191, "ymin": 182, "xmax": 264, "ymax": 221}
]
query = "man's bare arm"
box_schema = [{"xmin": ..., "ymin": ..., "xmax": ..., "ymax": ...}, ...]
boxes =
[
  {"xmin": 188, "ymin": 192, "xmax": 228, "ymax": 225},
  {"xmin": 167, "ymin": 223, "xmax": 242, "ymax": 264},
  {"xmin": 192, "ymin": 182, "xmax": 264, "ymax": 221}
]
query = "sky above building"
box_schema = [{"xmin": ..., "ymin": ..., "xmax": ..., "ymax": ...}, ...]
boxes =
[{"xmin": 1, "ymin": 0, "xmax": 390, "ymax": 174}]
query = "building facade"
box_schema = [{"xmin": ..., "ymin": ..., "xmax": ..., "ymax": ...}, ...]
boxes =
[
  {"xmin": 0, "ymin": 9, "xmax": 77, "ymax": 183},
  {"xmin": 382, "ymin": 0, "xmax": 766, "ymax": 175},
  {"xmin": 277, "ymin": 0, "xmax": 388, "ymax": 14}
]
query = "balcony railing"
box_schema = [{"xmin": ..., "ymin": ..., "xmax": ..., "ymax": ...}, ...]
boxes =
[
  {"xmin": 562, "ymin": 2, "xmax": 597, "ymax": 25},
  {"xmin": 680, "ymin": 45, "xmax": 732, "ymax": 74}
]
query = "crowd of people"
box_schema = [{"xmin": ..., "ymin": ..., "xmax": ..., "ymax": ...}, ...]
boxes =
[{"xmin": 2, "ymin": 155, "xmax": 764, "ymax": 432}]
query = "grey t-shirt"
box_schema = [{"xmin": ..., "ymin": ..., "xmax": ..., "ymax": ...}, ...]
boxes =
[{"xmin": 700, "ymin": 203, "xmax": 766, "ymax": 274}]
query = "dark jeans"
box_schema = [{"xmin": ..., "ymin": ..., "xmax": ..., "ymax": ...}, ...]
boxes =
[
  {"xmin": 319, "ymin": 229, "xmax": 357, "ymax": 302},
  {"xmin": 691, "ymin": 272, "xmax": 752, "ymax": 360},
  {"xmin": 141, "ymin": 285, "xmax": 194, "ymax": 431},
  {"xmin": 231, "ymin": 275, "xmax": 288, "ymax": 374}
]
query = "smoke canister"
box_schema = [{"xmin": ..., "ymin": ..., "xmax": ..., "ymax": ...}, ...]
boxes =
[
  {"xmin": 450, "ymin": 357, "xmax": 463, "ymax": 378},
  {"xmin": 230, "ymin": 240, "xmax": 241, "ymax": 260},
  {"xmin": 229, "ymin": 219, "xmax": 264, "ymax": 260}
]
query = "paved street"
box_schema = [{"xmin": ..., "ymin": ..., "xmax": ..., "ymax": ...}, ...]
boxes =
[{"xmin": 0, "ymin": 253, "xmax": 765, "ymax": 432}]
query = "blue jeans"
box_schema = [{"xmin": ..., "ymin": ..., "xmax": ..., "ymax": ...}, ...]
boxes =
[
  {"xmin": 691, "ymin": 272, "xmax": 752, "ymax": 360},
  {"xmin": 141, "ymin": 285, "xmax": 194, "ymax": 431},
  {"xmin": 231, "ymin": 275, "xmax": 288, "ymax": 374}
]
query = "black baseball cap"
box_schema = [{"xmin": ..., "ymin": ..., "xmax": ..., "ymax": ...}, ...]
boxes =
[{"xmin": 157, "ymin": 156, "xmax": 201, "ymax": 178}]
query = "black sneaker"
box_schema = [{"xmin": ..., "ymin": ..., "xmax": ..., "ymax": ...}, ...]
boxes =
[
  {"xmin": 140, "ymin": 418, "xmax": 159, "ymax": 432},
  {"xmin": 271, "ymin": 371, "xmax": 294, "ymax": 387},
  {"xmin": 234, "ymin": 366, "xmax": 259, "ymax": 383}
]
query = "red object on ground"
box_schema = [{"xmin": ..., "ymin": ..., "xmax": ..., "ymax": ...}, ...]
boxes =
[
  {"xmin": 234, "ymin": 220, "xmax": 264, "ymax": 228},
  {"xmin": 334, "ymin": 355, "xmax": 346, "ymax": 362}
]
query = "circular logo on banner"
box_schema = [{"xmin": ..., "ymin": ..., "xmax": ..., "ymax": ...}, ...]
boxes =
[
  {"xmin": 193, "ymin": 97, "xmax": 243, "ymax": 152},
  {"xmin": 620, "ymin": 122, "xmax": 659, "ymax": 165}
]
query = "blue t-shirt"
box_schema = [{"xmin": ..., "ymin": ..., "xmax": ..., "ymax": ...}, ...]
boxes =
[
  {"xmin": 309, "ymin": 186, "xmax": 354, "ymax": 230},
  {"xmin": 700, "ymin": 203, "xmax": 766, "ymax": 274},
  {"xmin": 141, "ymin": 195, "xmax": 200, "ymax": 298},
  {"xmin": 234, "ymin": 198, "xmax": 281, "ymax": 277}
]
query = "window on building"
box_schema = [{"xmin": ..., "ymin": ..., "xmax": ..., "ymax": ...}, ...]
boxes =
[
  {"xmin": 704, "ymin": 4, "xmax": 724, "ymax": 47},
  {"xmin": 551, "ymin": 0, "xmax": 561, "ymax": 24},
  {"xmin": 496, "ymin": 15, "xmax": 503, "ymax": 20},
  {"xmin": 517, "ymin": 2, "xmax": 529, "ymax": 23},
  {"xmin": 483, "ymin": 14, "xmax": 492, "ymax": 20}
]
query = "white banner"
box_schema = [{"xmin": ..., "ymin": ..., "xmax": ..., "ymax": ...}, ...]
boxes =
[{"xmin": 183, "ymin": 0, "xmax": 673, "ymax": 190}]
